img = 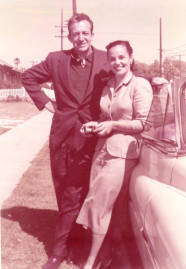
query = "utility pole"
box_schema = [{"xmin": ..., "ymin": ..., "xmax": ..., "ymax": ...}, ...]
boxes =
[
  {"xmin": 55, "ymin": 8, "xmax": 67, "ymax": 50},
  {"xmin": 72, "ymin": 0, "xmax": 77, "ymax": 15},
  {"xmin": 54, "ymin": 2, "xmax": 77, "ymax": 50},
  {"xmin": 179, "ymin": 54, "xmax": 182, "ymax": 79},
  {"xmin": 60, "ymin": 8, "xmax": 64, "ymax": 50},
  {"xmin": 159, "ymin": 17, "xmax": 163, "ymax": 77}
]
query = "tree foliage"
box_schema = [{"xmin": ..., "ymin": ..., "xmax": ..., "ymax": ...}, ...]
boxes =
[{"xmin": 133, "ymin": 57, "xmax": 186, "ymax": 81}]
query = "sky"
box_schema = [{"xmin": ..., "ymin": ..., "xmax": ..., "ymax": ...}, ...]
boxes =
[{"xmin": 1, "ymin": 0, "xmax": 186, "ymax": 68}]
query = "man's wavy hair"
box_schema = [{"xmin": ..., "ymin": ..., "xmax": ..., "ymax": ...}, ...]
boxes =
[{"xmin": 68, "ymin": 13, "xmax": 94, "ymax": 33}]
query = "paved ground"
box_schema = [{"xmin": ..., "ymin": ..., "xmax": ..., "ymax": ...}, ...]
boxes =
[
  {"xmin": 0, "ymin": 119, "xmax": 24, "ymax": 128},
  {"xmin": 0, "ymin": 110, "xmax": 52, "ymax": 207}
]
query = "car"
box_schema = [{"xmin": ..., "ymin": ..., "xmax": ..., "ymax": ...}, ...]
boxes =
[{"xmin": 129, "ymin": 78, "xmax": 186, "ymax": 269}]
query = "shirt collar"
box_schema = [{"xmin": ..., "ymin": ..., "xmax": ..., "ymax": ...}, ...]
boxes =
[
  {"xmin": 71, "ymin": 47, "xmax": 93, "ymax": 67},
  {"xmin": 108, "ymin": 72, "xmax": 133, "ymax": 91}
]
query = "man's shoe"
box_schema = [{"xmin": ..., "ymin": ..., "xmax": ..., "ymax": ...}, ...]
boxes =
[{"xmin": 42, "ymin": 255, "xmax": 66, "ymax": 269}]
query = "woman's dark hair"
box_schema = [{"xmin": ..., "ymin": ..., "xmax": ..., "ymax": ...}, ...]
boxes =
[
  {"xmin": 106, "ymin": 40, "xmax": 134, "ymax": 70},
  {"xmin": 106, "ymin": 40, "xmax": 133, "ymax": 56},
  {"xmin": 68, "ymin": 13, "xmax": 94, "ymax": 33}
]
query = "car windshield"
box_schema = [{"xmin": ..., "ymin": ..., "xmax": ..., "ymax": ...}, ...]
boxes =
[{"xmin": 143, "ymin": 83, "xmax": 177, "ymax": 146}]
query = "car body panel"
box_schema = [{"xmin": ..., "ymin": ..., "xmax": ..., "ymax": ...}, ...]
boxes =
[
  {"xmin": 172, "ymin": 158, "xmax": 186, "ymax": 191},
  {"xmin": 136, "ymin": 144, "xmax": 176, "ymax": 185},
  {"xmin": 130, "ymin": 175, "xmax": 186, "ymax": 269},
  {"xmin": 129, "ymin": 79, "xmax": 186, "ymax": 269}
]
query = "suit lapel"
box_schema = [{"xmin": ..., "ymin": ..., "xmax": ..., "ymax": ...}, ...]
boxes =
[
  {"xmin": 84, "ymin": 48, "xmax": 100, "ymax": 97},
  {"xmin": 83, "ymin": 48, "xmax": 107, "ymax": 101},
  {"xmin": 57, "ymin": 51, "xmax": 79, "ymax": 104}
]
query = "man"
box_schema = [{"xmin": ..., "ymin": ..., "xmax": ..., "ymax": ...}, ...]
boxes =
[{"xmin": 22, "ymin": 13, "xmax": 108, "ymax": 269}]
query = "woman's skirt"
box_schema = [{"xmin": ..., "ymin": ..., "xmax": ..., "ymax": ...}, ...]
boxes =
[{"xmin": 76, "ymin": 143, "xmax": 136, "ymax": 235}]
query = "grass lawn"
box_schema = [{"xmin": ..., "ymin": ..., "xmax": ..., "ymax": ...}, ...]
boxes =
[
  {"xmin": 0, "ymin": 101, "xmax": 39, "ymax": 135},
  {"xmin": 0, "ymin": 101, "xmax": 38, "ymax": 119},
  {"xmin": 1, "ymin": 143, "xmax": 78, "ymax": 269}
]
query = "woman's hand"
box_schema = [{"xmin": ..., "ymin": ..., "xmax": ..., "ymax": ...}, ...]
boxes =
[{"xmin": 94, "ymin": 121, "xmax": 114, "ymax": 137}]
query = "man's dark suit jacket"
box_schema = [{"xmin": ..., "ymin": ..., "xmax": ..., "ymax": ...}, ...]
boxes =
[{"xmin": 22, "ymin": 47, "xmax": 108, "ymax": 153}]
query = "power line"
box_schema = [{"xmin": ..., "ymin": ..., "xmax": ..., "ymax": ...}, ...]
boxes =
[
  {"xmin": 163, "ymin": 43, "xmax": 186, "ymax": 52},
  {"xmin": 165, "ymin": 54, "xmax": 186, "ymax": 58},
  {"xmin": 164, "ymin": 49, "xmax": 186, "ymax": 57},
  {"xmin": 96, "ymin": 31, "xmax": 156, "ymax": 36}
]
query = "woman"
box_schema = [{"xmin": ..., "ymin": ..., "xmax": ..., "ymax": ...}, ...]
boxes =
[{"xmin": 76, "ymin": 40, "xmax": 153, "ymax": 269}]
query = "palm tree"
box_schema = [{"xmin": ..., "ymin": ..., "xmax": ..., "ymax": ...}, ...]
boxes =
[{"xmin": 13, "ymin": 58, "xmax": 20, "ymax": 70}]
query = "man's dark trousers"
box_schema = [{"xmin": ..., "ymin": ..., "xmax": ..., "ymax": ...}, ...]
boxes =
[{"xmin": 50, "ymin": 138, "xmax": 96, "ymax": 258}]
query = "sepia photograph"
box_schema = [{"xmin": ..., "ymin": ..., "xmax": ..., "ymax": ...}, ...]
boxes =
[{"xmin": 1, "ymin": 0, "xmax": 186, "ymax": 268}]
